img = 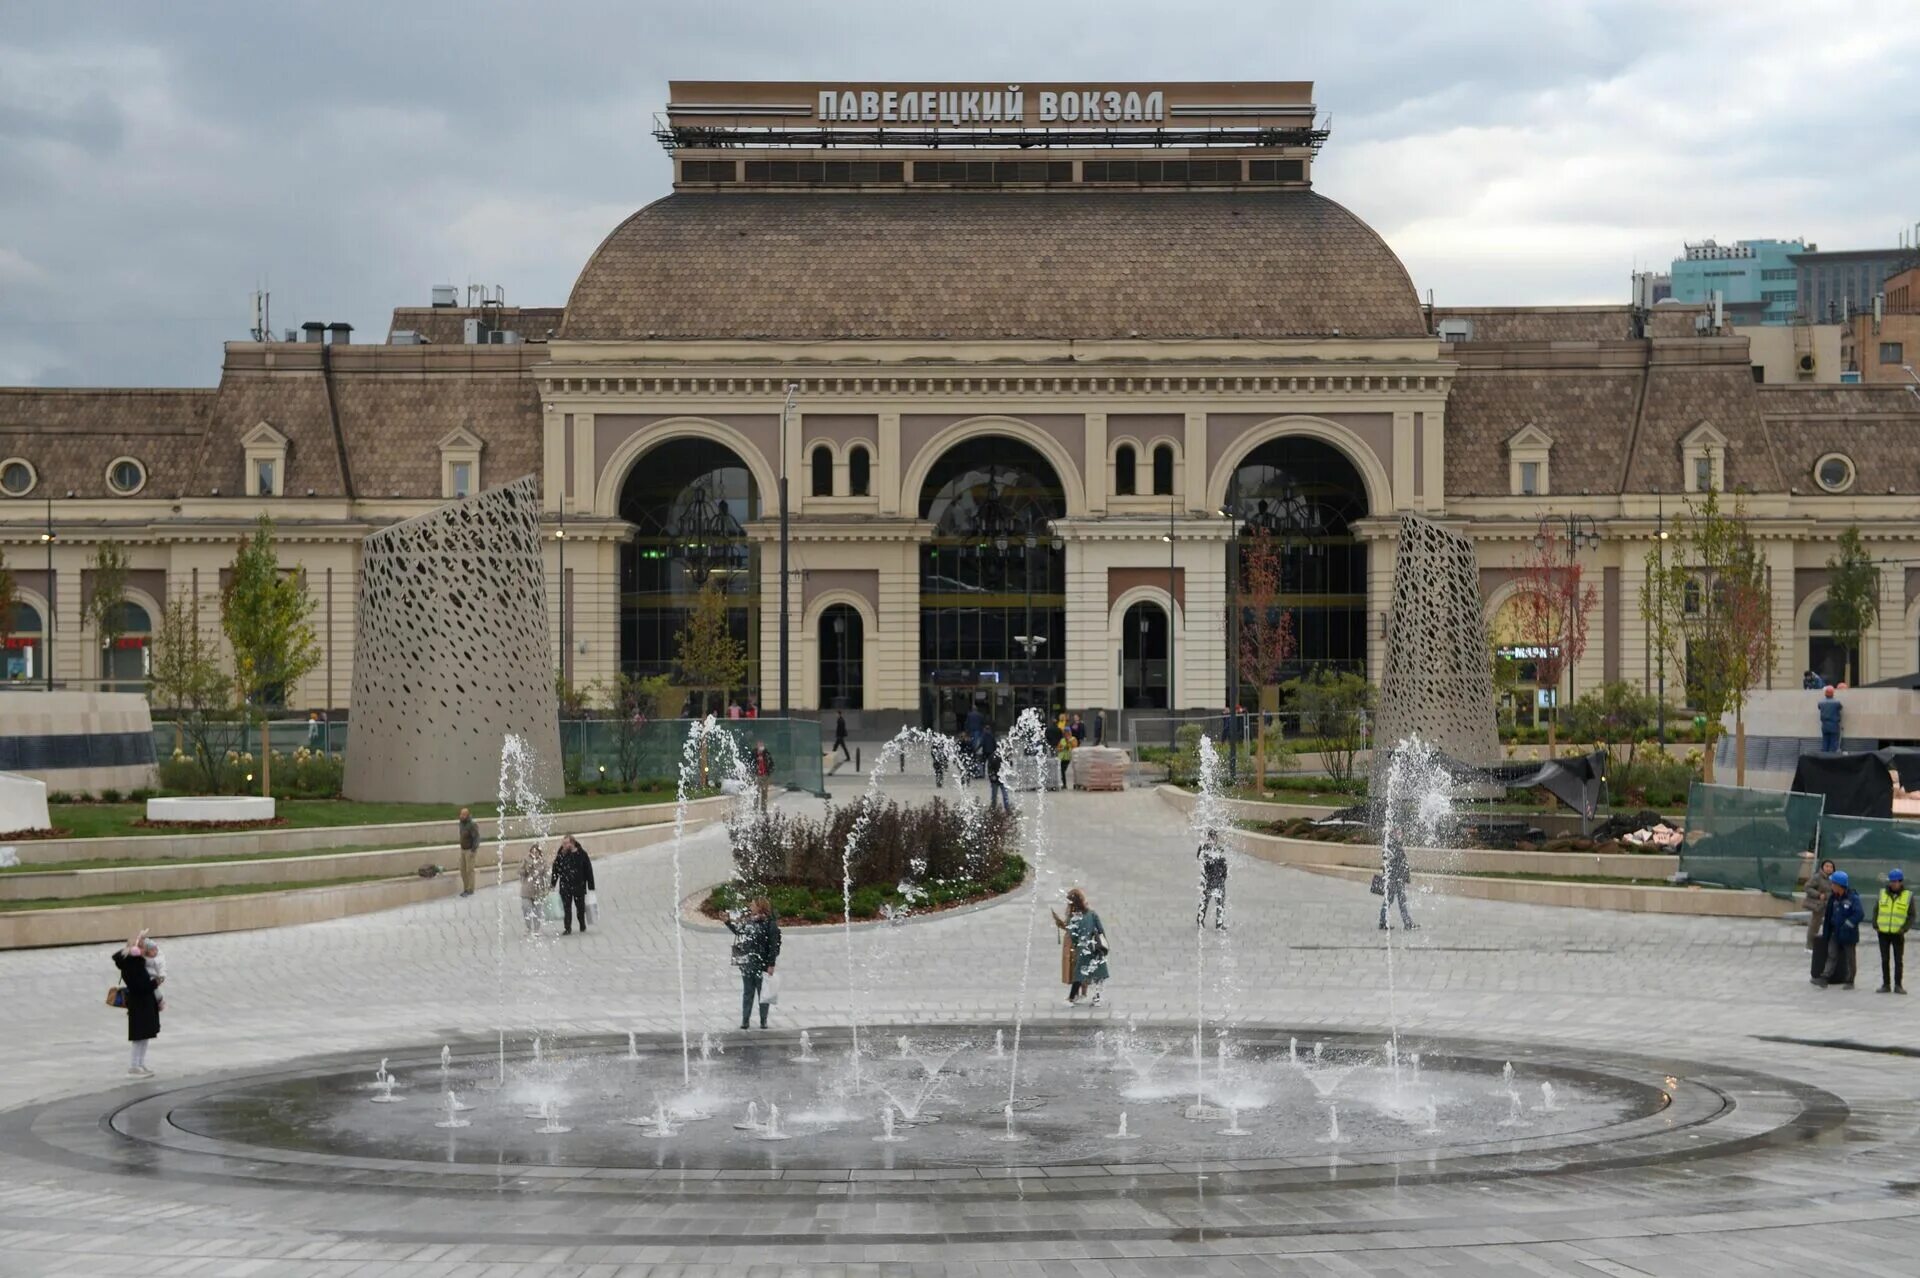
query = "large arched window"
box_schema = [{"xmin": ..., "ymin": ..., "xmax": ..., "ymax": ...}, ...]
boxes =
[
  {"xmin": 4, "ymin": 601, "xmax": 42, "ymax": 681},
  {"xmin": 1226, "ymin": 435, "xmax": 1371, "ymax": 679},
  {"xmin": 1151, "ymin": 443, "xmax": 1175, "ymax": 496},
  {"xmin": 1807, "ymin": 601, "xmax": 1859, "ymax": 686},
  {"xmin": 819, "ymin": 604, "xmax": 864, "ymax": 709},
  {"xmin": 811, "ymin": 444, "xmax": 834, "ymax": 498},
  {"xmin": 848, "ymin": 445, "xmax": 871, "ymax": 497},
  {"xmin": 1114, "ymin": 444, "xmax": 1137, "ymax": 496},
  {"xmin": 618, "ymin": 437, "xmax": 760, "ymax": 706},
  {"xmin": 99, "ymin": 600, "xmax": 152, "ymax": 692},
  {"xmin": 918, "ymin": 435, "xmax": 1068, "ymax": 731},
  {"xmin": 1122, "ymin": 600, "xmax": 1169, "ymax": 709}
]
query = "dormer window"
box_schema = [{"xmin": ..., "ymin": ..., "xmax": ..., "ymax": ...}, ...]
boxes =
[
  {"xmin": 436, "ymin": 427, "xmax": 484, "ymax": 500},
  {"xmin": 1680, "ymin": 421, "xmax": 1728, "ymax": 494},
  {"xmin": 1506, "ymin": 424, "xmax": 1553, "ymax": 497},
  {"xmin": 243, "ymin": 421, "xmax": 288, "ymax": 497}
]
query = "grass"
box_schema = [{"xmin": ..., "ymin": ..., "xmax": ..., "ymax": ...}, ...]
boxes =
[
  {"xmin": 0, "ymin": 873, "xmax": 399, "ymax": 912},
  {"xmin": 40, "ymin": 790, "xmax": 675, "ymax": 841},
  {"xmin": 0, "ymin": 840, "xmax": 448, "ymax": 875}
]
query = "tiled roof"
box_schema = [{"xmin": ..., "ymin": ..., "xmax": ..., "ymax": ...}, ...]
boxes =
[
  {"xmin": 1757, "ymin": 383, "xmax": 1920, "ymax": 495},
  {"xmin": 1442, "ymin": 368, "xmax": 1643, "ymax": 496},
  {"xmin": 198, "ymin": 372, "xmax": 344, "ymax": 497},
  {"xmin": 331, "ymin": 374, "xmax": 542, "ymax": 498},
  {"xmin": 560, "ymin": 190, "xmax": 1428, "ymax": 341},
  {"xmin": 1435, "ymin": 307, "xmax": 1638, "ymax": 343},
  {"xmin": 0, "ymin": 388, "xmax": 212, "ymax": 499},
  {"xmin": 1621, "ymin": 363, "xmax": 1778, "ymax": 494}
]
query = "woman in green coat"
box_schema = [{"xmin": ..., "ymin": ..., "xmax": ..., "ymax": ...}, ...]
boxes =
[{"xmin": 1051, "ymin": 886, "xmax": 1109, "ymax": 1006}]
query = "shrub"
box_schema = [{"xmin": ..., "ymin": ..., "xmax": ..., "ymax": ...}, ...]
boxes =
[
  {"xmin": 129, "ymin": 788, "xmax": 157, "ymax": 802},
  {"xmin": 98, "ymin": 788, "xmax": 122, "ymax": 804},
  {"xmin": 727, "ymin": 796, "xmax": 1016, "ymax": 897},
  {"xmin": 46, "ymin": 791, "xmax": 72, "ymax": 804}
]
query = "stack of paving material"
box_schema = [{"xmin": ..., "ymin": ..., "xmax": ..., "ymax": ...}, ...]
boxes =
[{"xmin": 1075, "ymin": 747, "xmax": 1129, "ymax": 792}]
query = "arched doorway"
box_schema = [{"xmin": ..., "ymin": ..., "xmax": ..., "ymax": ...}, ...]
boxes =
[
  {"xmin": 4, "ymin": 601, "xmax": 42, "ymax": 682},
  {"xmin": 918, "ymin": 435, "xmax": 1067, "ymax": 732},
  {"xmin": 617, "ymin": 437, "xmax": 760, "ymax": 714},
  {"xmin": 1488, "ymin": 593, "xmax": 1552, "ymax": 730},
  {"xmin": 99, "ymin": 600, "xmax": 152, "ymax": 693},
  {"xmin": 1122, "ymin": 600, "xmax": 1169, "ymax": 708},
  {"xmin": 819, "ymin": 604, "xmax": 864, "ymax": 709},
  {"xmin": 1225, "ymin": 436, "xmax": 1370, "ymax": 683},
  {"xmin": 1807, "ymin": 600, "xmax": 1859, "ymax": 686}
]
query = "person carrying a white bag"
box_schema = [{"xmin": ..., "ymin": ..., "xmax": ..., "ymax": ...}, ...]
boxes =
[{"xmin": 724, "ymin": 896, "xmax": 782, "ymax": 1029}]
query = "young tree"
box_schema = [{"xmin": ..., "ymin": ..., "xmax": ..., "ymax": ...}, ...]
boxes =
[
  {"xmin": 1235, "ymin": 529, "xmax": 1295, "ymax": 790},
  {"xmin": 149, "ymin": 593, "xmax": 232, "ymax": 786},
  {"xmin": 84, "ymin": 542, "xmax": 131, "ymax": 684},
  {"xmin": 1283, "ymin": 668, "xmax": 1374, "ymax": 784},
  {"xmin": 1563, "ymin": 680, "xmax": 1661, "ymax": 799},
  {"xmin": 0, "ymin": 543, "xmax": 15, "ymax": 659},
  {"xmin": 1512, "ymin": 524, "xmax": 1598, "ymax": 753},
  {"xmin": 1647, "ymin": 490, "xmax": 1777, "ymax": 784},
  {"xmin": 597, "ymin": 670, "xmax": 674, "ymax": 785},
  {"xmin": 674, "ymin": 581, "xmax": 748, "ymax": 714},
  {"xmin": 221, "ymin": 516, "xmax": 321, "ymax": 796},
  {"xmin": 1823, "ymin": 525, "xmax": 1879, "ymax": 684}
]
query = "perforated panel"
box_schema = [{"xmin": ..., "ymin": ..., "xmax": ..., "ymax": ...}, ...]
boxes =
[
  {"xmin": 342, "ymin": 476, "xmax": 564, "ymax": 803},
  {"xmin": 1374, "ymin": 515, "xmax": 1500, "ymax": 767}
]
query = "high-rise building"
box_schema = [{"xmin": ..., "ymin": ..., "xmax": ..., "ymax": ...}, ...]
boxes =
[
  {"xmin": 1793, "ymin": 246, "xmax": 1919, "ymax": 324},
  {"xmin": 1668, "ymin": 239, "xmax": 1805, "ymax": 325}
]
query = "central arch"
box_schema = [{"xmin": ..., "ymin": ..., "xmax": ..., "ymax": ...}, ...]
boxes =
[
  {"xmin": 900, "ymin": 415, "xmax": 1088, "ymax": 520},
  {"xmin": 615, "ymin": 436, "xmax": 761, "ymax": 707},
  {"xmin": 917, "ymin": 433, "xmax": 1069, "ymax": 732}
]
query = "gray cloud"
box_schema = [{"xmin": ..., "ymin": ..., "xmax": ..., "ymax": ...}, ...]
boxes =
[{"xmin": 3, "ymin": 0, "xmax": 1918, "ymax": 386}]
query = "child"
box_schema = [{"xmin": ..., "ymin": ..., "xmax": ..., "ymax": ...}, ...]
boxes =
[{"xmin": 143, "ymin": 937, "xmax": 167, "ymax": 1012}]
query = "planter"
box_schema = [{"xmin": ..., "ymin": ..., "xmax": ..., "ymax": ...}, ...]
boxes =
[{"xmin": 145, "ymin": 796, "xmax": 277, "ymax": 823}]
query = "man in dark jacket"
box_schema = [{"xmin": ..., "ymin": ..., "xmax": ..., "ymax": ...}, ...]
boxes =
[
  {"xmin": 551, "ymin": 836, "xmax": 595, "ymax": 935},
  {"xmin": 725, "ymin": 898, "xmax": 782, "ymax": 1029},
  {"xmin": 983, "ymin": 726, "xmax": 1012, "ymax": 813},
  {"xmin": 456, "ymin": 808, "xmax": 481, "ymax": 897},
  {"xmin": 833, "ymin": 711, "xmax": 852, "ymax": 763},
  {"xmin": 1815, "ymin": 869, "xmax": 1864, "ymax": 988},
  {"xmin": 1818, "ymin": 686, "xmax": 1843, "ymax": 752}
]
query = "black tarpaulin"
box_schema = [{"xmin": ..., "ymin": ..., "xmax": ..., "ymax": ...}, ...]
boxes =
[{"xmin": 1789, "ymin": 752, "xmax": 1893, "ymax": 819}]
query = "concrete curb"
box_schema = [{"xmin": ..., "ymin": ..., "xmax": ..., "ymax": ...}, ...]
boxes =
[{"xmin": 1296, "ymin": 860, "xmax": 1790, "ymax": 920}]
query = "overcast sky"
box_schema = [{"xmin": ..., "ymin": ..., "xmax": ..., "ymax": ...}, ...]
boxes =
[{"xmin": 4, "ymin": 1, "xmax": 1918, "ymax": 387}]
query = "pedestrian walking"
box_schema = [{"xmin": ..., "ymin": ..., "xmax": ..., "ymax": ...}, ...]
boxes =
[
  {"xmin": 983, "ymin": 725, "xmax": 1013, "ymax": 813},
  {"xmin": 1814, "ymin": 870, "xmax": 1864, "ymax": 988},
  {"xmin": 965, "ymin": 703, "xmax": 984, "ymax": 751},
  {"xmin": 1092, "ymin": 709, "xmax": 1104, "ymax": 747},
  {"xmin": 1070, "ymin": 713, "xmax": 1086, "ymax": 745},
  {"xmin": 551, "ymin": 836, "xmax": 595, "ymax": 935},
  {"xmin": 110, "ymin": 929, "xmax": 162, "ymax": 1077},
  {"xmin": 519, "ymin": 844, "xmax": 550, "ymax": 935},
  {"xmin": 1197, "ymin": 827, "xmax": 1229, "ymax": 929},
  {"xmin": 1056, "ymin": 729, "xmax": 1075, "ymax": 790},
  {"xmin": 1376, "ymin": 832, "xmax": 1417, "ymax": 931},
  {"xmin": 751, "ymin": 741, "xmax": 775, "ymax": 811},
  {"xmin": 725, "ymin": 896, "xmax": 782, "ymax": 1029},
  {"xmin": 1044, "ymin": 716, "xmax": 1065, "ymax": 788},
  {"xmin": 833, "ymin": 711, "xmax": 852, "ymax": 762},
  {"xmin": 1051, "ymin": 887, "xmax": 1110, "ymax": 1006},
  {"xmin": 1803, "ymin": 857, "xmax": 1836, "ymax": 974},
  {"xmin": 306, "ymin": 711, "xmax": 323, "ymax": 750},
  {"xmin": 1875, "ymin": 868, "xmax": 1912, "ymax": 994},
  {"xmin": 456, "ymin": 807, "xmax": 481, "ymax": 897},
  {"xmin": 1818, "ymin": 685, "xmax": 1843, "ymax": 752}
]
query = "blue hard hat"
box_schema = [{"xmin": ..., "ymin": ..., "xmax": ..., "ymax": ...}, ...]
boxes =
[
  {"xmin": 1831, "ymin": 870, "xmax": 1850, "ymax": 888},
  {"xmin": 1891, "ymin": 869, "xmax": 1905, "ymax": 882}
]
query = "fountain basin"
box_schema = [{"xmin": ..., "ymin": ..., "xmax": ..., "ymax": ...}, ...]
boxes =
[{"xmin": 150, "ymin": 1026, "xmax": 1683, "ymax": 1174}]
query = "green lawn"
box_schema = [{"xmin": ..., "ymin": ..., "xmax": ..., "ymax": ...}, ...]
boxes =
[
  {"xmin": 0, "ymin": 873, "xmax": 399, "ymax": 912},
  {"xmin": 37, "ymin": 791, "xmax": 676, "ymax": 841},
  {"xmin": 0, "ymin": 840, "xmax": 446, "ymax": 875}
]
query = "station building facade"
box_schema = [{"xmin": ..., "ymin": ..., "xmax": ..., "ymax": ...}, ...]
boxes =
[{"xmin": 5, "ymin": 80, "xmax": 1920, "ymax": 732}]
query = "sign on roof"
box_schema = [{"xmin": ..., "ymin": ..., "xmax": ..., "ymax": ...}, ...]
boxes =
[{"xmin": 666, "ymin": 81, "xmax": 1316, "ymax": 132}]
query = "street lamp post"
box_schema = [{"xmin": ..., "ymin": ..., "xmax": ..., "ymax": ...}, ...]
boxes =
[
  {"xmin": 40, "ymin": 496, "xmax": 55, "ymax": 690},
  {"xmin": 1654, "ymin": 488, "xmax": 1669, "ymax": 746},
  {"xmin": 1162, "ymin": 495, "xmax": 1176, "ymax": 722},
  {"xmin": 1220, "ymin": 480, "xmax": 1240, "ymax": 783},
  {"xmin": 779, "ymin": 383, "xmax": 796, "ymax": 718},
  {"xmin": 1532, "ymin": 513, "xmax": 1601, "ymax": 716},
  {"xmin": 555, "ymin": 502, "xmax": 567, "ymax": 693}
]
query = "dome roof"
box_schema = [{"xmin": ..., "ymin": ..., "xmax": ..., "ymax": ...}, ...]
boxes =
[{"xmin": 560, "ymin": 189, "xmax": 1426, "ymax": 342}]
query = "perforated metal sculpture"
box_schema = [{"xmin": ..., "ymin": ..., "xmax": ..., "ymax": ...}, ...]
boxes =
[
  {"xmin": 1374, "ymin": 515, "xmax": 1500, "ymax": 767},
  {"xmin": 343, "ymin": 475, "xmax": 563, "ymax": 803}
]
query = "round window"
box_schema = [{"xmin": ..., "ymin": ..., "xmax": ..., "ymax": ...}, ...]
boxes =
[
  {"xmin": 0, "ymin": 458, "xmax": 35, "ymax": 497},
  {"xmin": 1814, "ymin": 453, "xmax": 1855, "ymax": 494},
  {"xmin": 106, "ymin": 457, "xmax": 146, "ymax": 495}
]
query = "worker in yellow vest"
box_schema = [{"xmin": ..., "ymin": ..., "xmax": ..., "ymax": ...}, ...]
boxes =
[{"xmin": 1875, "ymin": 869, "xmax": 1912, "ymax": 994}]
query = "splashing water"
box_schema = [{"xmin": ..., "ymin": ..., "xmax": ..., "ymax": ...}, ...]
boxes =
[
  {"xmin": 1539, "ymin": 1081, "xmax": 1559, "ymax": 1113},
  {"xmin": 795, "ymin": 1031, "xmax": 816, "ymax": 1063},
  {"xmin": 626, "ymin": 1031, "xmax": 639, "ymax": 1061},
  {"xmin": 434, "ymin": 1090, "xmax": 470, "ymax": 1130},
  {"xmin": 990, "ymin": 1100, "xmax": 1025, "ymax": 1143},
  {"xmin": 874, "ymin": 1106, "xmax": 906, "ymax": 1143},
  {"xmin": 1317, "ymin": 1103, "xmax": 1346, "ymax": 1145},
  {"xmin": 675, "ymin": 717, "xmax": 752, "ymax": 1088},
  {"xmin": 1185, "ymin": 734, "xmax": 1239, "ymax": 1111},
  {"xmin": 999, "ymin": 709, "xmax": 1055, "ymax": 1117},
  {"xmin": 733, "ymin": 1101, "xmax": 762, "ymax": 1132},
  {"xmin": 1218, "ymin": 1104, "xmax": 1249, "ymax": 1137},
  {"xmin": 1376, "ymin": 735, "xmax": 1451, "ymax": 1059},
  {"xmin": 991, "ymin": 1029, "xmax": 1006, "ymax": 1059},
  {"xmin": 493, "ymin": 735, "xmax": 556, "ymax": 1092},
  {"xmin": 757, "ymin": 1102, "xmax": 789, "ymax": 1142},
  {"xmin": 1107, "ymin": 1111, "xmax": 1138, "ymax": 1141}
]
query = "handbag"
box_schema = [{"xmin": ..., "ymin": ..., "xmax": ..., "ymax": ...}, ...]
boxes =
[
  {"xmin": 585, "ymin": 889, "xmax": 599, "ymax": 925},
  {"xmin": 542, "ymin": 890, "xmax": 562, "ymax": 921},
  {"xmin": 758, "ymin": 971, "xmax": 780, "ymax": 1005},
  {"xmin": 106, "ymin": 986, "xmax": 126, "ymax": 1008},
  {"xmin": 1369, "ymin": 873, "xmax": 1385, "ymax": 896},
  {"xmin": 1094, "ymin": 932, "xmax": 1109, "ymax": 957}
]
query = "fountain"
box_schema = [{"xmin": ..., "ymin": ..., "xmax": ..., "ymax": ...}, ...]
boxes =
[
  {"xmin": 626, "ymin": 1031, "xmax": 640, "ymax": 1061},
  {"xmin": 989, "ymin": 1101, "xmax": 1024, "ymax": 1143},
  {"xmin": 534, "ymin": 1099, "xmax": 572, "ymax": 1134},
  {"xmin": 874, "ymin": 1106, "xmax": 907, "ymax": 1143},
  {"xmin": 757, "ymin": 1102, "xmax": 790, "ymax": 1142},
  {"xmin": 1106, "ymin": 1111, "xmax": 1139, "ymax": 1141},
  {"xmin": 439, "ymin": 1045, "xmax": 451, "ymax": 1084},
  {"xmin": 999, "ymin": 709, "xmax": 1055, "ymax": 1119},
  {"xmin": 674, "ymin": 718, "xmax": 753, "ymax": 1091},
  {"xmin": 990, "ymin": 1030, "xmax": 1006, "ymax": 1059},
  {"xmin": 795, "ymin": 1031, "xmax": 816, "ymax": 1063},
  {"xmin": 370, "ymin": 1075, "xmax": 401, "ymax": 1104},
  {"xmin": 434, "ymin": 1091, "xmax": 470, "ymax": 1129},
  {"xmin": 1539, "ymin": 1082, "xmax": 1559, "ymax": 1113},
  {"xmin": 1501, "ymin": 1089, "xmax": 1528, "ymax": 1128},
  {"xmin": 1317, "ymin": 1104, "xmax": 1346, "ymax": 1145},
  {"xmin": 733, "ymin": 1101, "xmax": 762, "ymax": 1132},
  {"xmin": 1218, "ymin": 1105, "xmax": 1250, "ymax": 1137},
  {"xmin": 1422, "ymin": 1094, "xmax": 1441, "ymax": 1134},
  {"xmin": 366, "ymin": 1058, "xmax": 390, "ymax": 1090}
]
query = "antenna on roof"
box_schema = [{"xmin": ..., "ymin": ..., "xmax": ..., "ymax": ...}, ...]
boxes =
[{"xmin": 250, "ymin": 288, "xmax": 272, "ymax": 342}]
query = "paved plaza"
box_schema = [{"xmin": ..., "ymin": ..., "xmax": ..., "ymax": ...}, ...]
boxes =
[{"xmin": 3, "ymin": 776, "xmax": 1919, "ymax": 1276}]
